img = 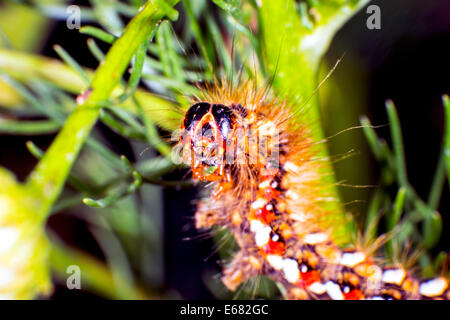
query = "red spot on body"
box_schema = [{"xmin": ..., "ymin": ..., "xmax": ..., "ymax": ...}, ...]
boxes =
[
  {"xmin": 253, "ymin": 207, "xmax": 276, "ymax": 224},
  {"xmin": 263, "ymin": 187, "xmax": 280, "ymax": 201},
  {"xmin": 343, "ymin": 289, "xmax": 365, "ymax": 300},
  {"xmin": 300, "ymin": 270, "xmax": 320, "ymax": 286},
  {"xmin": 260, "ymin": 239, "xmax": 285, "ymax": 256}
]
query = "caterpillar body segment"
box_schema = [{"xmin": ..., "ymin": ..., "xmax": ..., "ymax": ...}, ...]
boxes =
[{"xmin": 177, "ymin": 80, "xmax": 449, "ymax": 300}]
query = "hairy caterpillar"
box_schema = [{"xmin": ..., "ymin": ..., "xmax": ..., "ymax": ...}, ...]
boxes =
[{"xmin": 175, "ymin": 79, "xmax": 450, "ymax": 300}]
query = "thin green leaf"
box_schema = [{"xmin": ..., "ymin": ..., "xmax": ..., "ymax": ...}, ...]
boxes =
[
  {"xmin": 443, "ymin": 95, "xmax": 450, "ymax": 188},
  {"xmin": 53, "ymin": 45, "xmax": 90, "ymax": 85},
  {"xmin": 183, "ymin": 0, "xmax": 214, "ymax": 77},
  {"xmin": 83, "ymin": 159, "xmax": 143, "ymax": 209},
  {"xmin": 206, "ymin": 14, "xmax": 232, "ymax": 76},
  {"xmin": 99, "ymin": 109, "xmax": 145, "ymax": 140},
  {"xmin": 364, "ymin": 188, "xmax": 384, "ymax": 241},
  {"xmin": 80, "ymin": 26, "xmax": 117, "ymax": 44},
  {"xmin": 117, "ymin": 45, "xmax": 147, "ymax": 102},
  {"xmin": 388, "ymin": 187, "xmax": 406, "ymax": 230},
  {"xmin": 360, "ymin": 116, "xmax": 384, "ymax": 162},
  {"xmin": 26, "ymin": 0, "xmax": 181, "ymax": 217},
  {"xmin": 134, "ymin": 96, "xmax": 172, "ymax": 159},
  {"xmin": 427, "ymin": 140, "xmax": 446, "ymax": 210},
  {"xmin": 0, "ymin": 119, "xmax": 60, "ymax": 135},
  {"xmin": 423, "ymin": 209, "xmax": 443, "ymax": 249},
  {"xmin": 87, "ymin": 38, "xmax": 106, "ymax": 62},
  {"xmin": 386, "ymin": 100, "xmax": 409, "ymax": 188}
]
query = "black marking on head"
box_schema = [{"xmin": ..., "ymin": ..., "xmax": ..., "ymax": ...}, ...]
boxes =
[
  {"xmin": 183, "ymin": 102, "xmax": 211, "ymax": 129},
  {"xmin": 211, "ymin": 104, "xmax": 235, "ymax": 139},
  {"xmin": 183, "ymin": 102, "xmax": 236, "ymax": 152}
]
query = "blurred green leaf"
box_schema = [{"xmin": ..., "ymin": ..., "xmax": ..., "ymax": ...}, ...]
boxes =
[{"xmin": 0, "ymin": 118, "xmax": 60, "ymax": 135}]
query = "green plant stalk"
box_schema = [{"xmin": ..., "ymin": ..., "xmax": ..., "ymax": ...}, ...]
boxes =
[
  {"xmin": 386, "ymin": 100, "xmax": 442, "ymax": 249},
  {"xmin": 80, "ymin": 26, "xmax": 117, "ymax": 44},
  {"xmin": 386, "ymin": 100, "xmax": 409, "ymax": 188},
  {"xmin": 0, "ymin": 119, "xmax": 60, "ymax": 135},
  {"xmin": 25, "ymin": 0, "xmax": 180, "ymax": 218},
  {"xmin": 259, "ymin": 0, "xmax": 370, "ymax": 129},
  {"xmin": 258, "ymin": 0, "xmax": 370, "ymax": 242},
  {"xmin": 364, "ymin": 187, "xmax": 384, "ymax": 242},
  {"xmin": 385, "ymin": 187, "xmax": 406, "ymax": 257},
  {"xmin": 428, "ymin": 141, "xmax": 446, "ymax": 210},
  {"xmin": 443, "ymin": 95, "xmax": 450, "ymax": 187}
]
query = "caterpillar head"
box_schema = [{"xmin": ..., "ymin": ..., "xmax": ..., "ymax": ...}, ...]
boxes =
[{"xmin": 180, "ymin": 102, "xmax": 238, "ymax": 181}]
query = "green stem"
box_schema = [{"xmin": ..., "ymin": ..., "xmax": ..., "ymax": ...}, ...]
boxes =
[
  {"xmin": 258, "ymin": 0, "xmax": 370, "ymax": 243},
  {"xmin": 443, "ymin": 95, "xmax": 450, "ymax": 188},
  {"xmin": 428, "ymin": 141, "xmax": 446, "ymax": 210},
  {"xmin": 259, "ymin": 0, "xmax": 370, "ymax": 130},
  {"xmin": 0, "ymin": 119, "xmax": 60, "ymax": 135},
  {"xmin": 386, "ymin": 100, "xmax": 409, "ymax": 188}
]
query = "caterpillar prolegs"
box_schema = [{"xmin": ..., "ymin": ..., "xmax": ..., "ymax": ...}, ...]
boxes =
[{"xmin": 176, "ymin": 80, "xmax": 449, "ymax": 300}]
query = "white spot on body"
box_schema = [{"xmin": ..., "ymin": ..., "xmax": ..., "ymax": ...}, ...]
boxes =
[
  {"xmin": 258, "ymin": 180, "xmax": 270, "ymax": 190},
  {"xmin": 304, "ymin": 233, "xmax": 328, "ymax": 245},
  {"xmin": 308, "ymin": 282, "xmax": 327, "ymax": 295},
  {"xmin": 325, "ymin": 281, "xmax": 344, "ymax": 300},
  {"xmin": 419, "ymin": 278, "xmax": 448, "ymax": 297},
  {"xmin": 266, "ymin": 254, "xmax": 284, "ymax": 270},
  {"xmin": 250, "ymin": 219, "xmax": 265, "ymax": 232},
  {"xmin": 255, "ymin": 225, "xmax": 272, "ymax": 247},
  {"xmin": 340, "ymin": 252, "xmax": 366, "ymax": 267},
  {"xmin": 250, "ymin": 220, "xmax": 271, "ymax": 247},
  {"xmin": 282, "ymin": 259, "xmax": 300, "ymax": 284},
  {"xmin": 251, "ymin": 198, "xmax": 267, "ymax": 210},
  {"xmin": 382, "ymin": 269, "xmax": 406, "ymax": 285}
]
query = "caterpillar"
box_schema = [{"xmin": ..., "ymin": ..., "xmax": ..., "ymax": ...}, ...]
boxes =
[{"xmin": 175, "ymin": 79, "xmax": 449, "ymax": 300}]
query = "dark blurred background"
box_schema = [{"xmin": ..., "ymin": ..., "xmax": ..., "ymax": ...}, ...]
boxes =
[
  {"xmin": 323, "ymin": 0, "xmax": 450, "ymax": 258},
  {"xmin": 0, "ymin": 0, "xmax": 449, "ymax": 299}
]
